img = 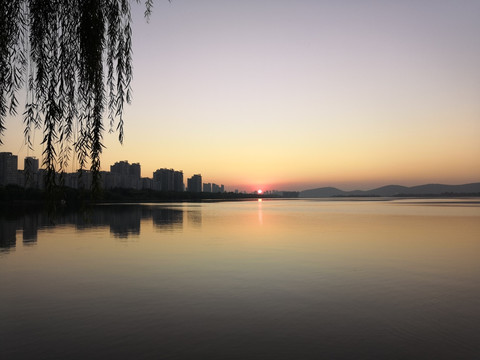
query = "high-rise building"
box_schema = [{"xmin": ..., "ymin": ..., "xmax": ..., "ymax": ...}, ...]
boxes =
[
  {"xmin": 110, "ymin": 160, "xmax": 130, "ymax": 176},
  {"xmin": 109, "ymin": 160, "xmax": 141, "ymax": 189},
  {"xmin": 130, "ymin": 163, "xmax": 141, "ymax": 178},
  {"xmin": 24, "ymin": 157, "xmax": 39, "ymax": 188},
  {"xmin": 174, "ymin": 171, "xmax": 184, "ymax": 192},
  {"xmin": 203, "ymin": 183, "xmax": 212, "ymax": 193},
  {"xmin": 153, "ymin": 168, "xmax": 174, "ymax": 191},
  {"xmin": 24, "ymin": 157, "xmax": 39, "ymax": 174},
  {"xmin": 187, "ymin": 174, "xmax": 202, "ymax": 193},
  {"xmin": 153, "ymin": 168, "xmax": 184, "ymax": 192},
  {"xmin": 0, "ymin": 152, "xmax": 18, "ymax": 186},
  {"xmin": 111, "ymin": 160, "xmax": 140, "ymax": 178},
  {"xmin": 212, "ymin": 183, "xmax": 220, "ymax": 193}
]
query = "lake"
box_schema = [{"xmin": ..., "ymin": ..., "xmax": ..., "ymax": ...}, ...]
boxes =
[{"xmin": 1, "ymin": 199, "xmax": 480, "ymax": 359}]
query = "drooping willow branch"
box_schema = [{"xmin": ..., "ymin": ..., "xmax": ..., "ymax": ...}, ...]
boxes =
[{"xmin": 0, "ymin": 0, "xmax": 155, "ymax": 194}]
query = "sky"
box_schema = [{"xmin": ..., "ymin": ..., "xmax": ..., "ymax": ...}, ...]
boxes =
[{"xmin": 3, "ymin": 0, "xmax": 480, "ymax": 191}]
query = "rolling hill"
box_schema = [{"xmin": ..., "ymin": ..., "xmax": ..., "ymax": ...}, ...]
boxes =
[{"xmin": 299, "ymin": 183, "xmax": 480, "ymax": 198}]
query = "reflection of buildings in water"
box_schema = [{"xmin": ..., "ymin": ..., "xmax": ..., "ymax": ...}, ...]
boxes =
[
  {"xmin": 1, "ymin": 212, "xmax": 50, "ymax": 251},
  {"xmin": 141, "ymin": 206, "xmax": 154, "ymax": 220},
  {"xmin": 108, "ymin": 206, "xmax": 141, "ymax": 239},
  {"xmin": 1, "ymin": 206, "xmax": 146, "ymax": 246},
  {"xmin": 152, "ymin": 208, "xmax": 184, "ymax": 231},
  {"xmin": 66, "ymin": 205, "xmax": 138, "ymax": 231},
  {"xmin": 0, "ymin": 219, "xmax": 17, "ymax": 251},
  {"xmin": 71, "ymin": 206, "xmax": 142, "ymax": 239},
  {"xmin": 187, "ymin": 209, "xmax": 202, "ymax": 228},
  {"xmin": 23, "ymin": 214, "xmax": 39, "ymax": 245},
  {"xmin": 74, "ymin": 208, "xmax": 114, "ymax": 230},
  {"xmin": 0, "ymin": 205, "xmax": 203, "ymax": 250}
]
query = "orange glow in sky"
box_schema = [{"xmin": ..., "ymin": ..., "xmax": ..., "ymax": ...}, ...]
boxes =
[{"xmin": 2, "ymin": 1, "xmax": 480, "ymax": 191}]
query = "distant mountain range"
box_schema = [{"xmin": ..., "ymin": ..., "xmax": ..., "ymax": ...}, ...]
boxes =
[{"xmin": 299, "ymin": 182, "xmax": 480, "ymax": 198}]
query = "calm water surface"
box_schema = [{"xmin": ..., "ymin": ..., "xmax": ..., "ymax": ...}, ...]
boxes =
[{"xmin": 1, "ymin": 199, "xmax": 480, "ymax": 359}]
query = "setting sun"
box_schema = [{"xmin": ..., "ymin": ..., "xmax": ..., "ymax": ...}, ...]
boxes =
[{"xmin": 257, "ymin": 189, "xmax": 263, "ymax": 195}]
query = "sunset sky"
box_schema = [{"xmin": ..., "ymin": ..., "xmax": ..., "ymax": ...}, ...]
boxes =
[{"xmin": 3, "ymin": 0, "xmax": 480, "ymax": 191}]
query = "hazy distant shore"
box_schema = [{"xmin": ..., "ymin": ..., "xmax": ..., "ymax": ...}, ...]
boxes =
[
  {"xmin": 1, "ymin": 184, "xmax": 479, "ymax": 213},
  {"xmin": 0, "ymin": 185, "xmax": 281, "ymax": 210},
  {"xmin": 300, "ymin": 182, "xmax": 480, "ymax": 198}
]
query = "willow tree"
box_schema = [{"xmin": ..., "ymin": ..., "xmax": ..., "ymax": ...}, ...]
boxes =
[{"xmin": 0, "ymin": 0, "xmax": 154, "ymax": 194}]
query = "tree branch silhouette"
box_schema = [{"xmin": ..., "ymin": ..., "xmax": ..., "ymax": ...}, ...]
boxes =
[{"xmin": 1, "ymin": 0, "xmax": 157, "ymax": 196}]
